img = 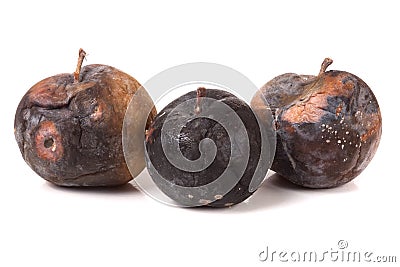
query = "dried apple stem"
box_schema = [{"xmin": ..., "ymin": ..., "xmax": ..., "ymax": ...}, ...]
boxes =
[
  {"xmin": 195, "ymin": 87, "xmax": 207, "ymax": 114},
  {"xmin": 319, "ymin": 58, "xmax": 333, "ymax": 75},
  {"xmin": 74, "ymin": 48, "xmax": 87, "ymax": 83}
]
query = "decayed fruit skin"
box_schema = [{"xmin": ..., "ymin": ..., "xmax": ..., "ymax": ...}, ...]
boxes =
[
  {"xmin": 14, "ymin": 49, "xmax": 156, "ymax": 186},
  {"xmin": 251, "ymin": 58, "xmax": 382, "ymax": 188},
  {"xmin": 145, "ymin": 88, "xmax": 263, "ymax": 207}
]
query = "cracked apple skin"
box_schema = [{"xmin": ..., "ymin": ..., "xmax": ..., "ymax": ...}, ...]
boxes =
[
  {"xmin": 14, "ymin": 65, "xmax": 156, "ymax": 186},
  {"xmin": 251, "ymin": 65, "xmax": 382, "ymax": 188}
]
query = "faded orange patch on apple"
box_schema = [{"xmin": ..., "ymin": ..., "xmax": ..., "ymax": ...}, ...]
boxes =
[{"xmin": 35, "ymin": 121, "xmax": 64, "ymax": 161}]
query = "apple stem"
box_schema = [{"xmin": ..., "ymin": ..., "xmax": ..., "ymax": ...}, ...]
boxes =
[
  {"xmin": 195, "ymin": 87, "xmax": 207, "ymax": 114},
  {"xmin": 319, "ymin": 58, "xmax": 333, "ymax": 76},
  {"xmin": 74, "ymin": 48, "xmax": 87, "ymax": 83}
]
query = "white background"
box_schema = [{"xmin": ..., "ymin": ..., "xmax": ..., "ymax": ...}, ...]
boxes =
[{"xmin": 1, "ymin": 1, "xmax": 399, "ymax": 266}]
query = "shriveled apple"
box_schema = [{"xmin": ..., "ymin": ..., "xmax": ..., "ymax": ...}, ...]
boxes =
[
  {"xmin": 14, "ymin": 49, "xmax": 156, "ymax": 186},
  {"xmin": 251, "ymin": 58, "xmax": 381, "ymax": 188}
]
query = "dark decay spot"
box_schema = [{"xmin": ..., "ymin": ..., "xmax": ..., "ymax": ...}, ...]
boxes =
[
  {"xmin": 44, "ymin": 138, "xmax": 54, "ymax": 148},
  {"xmin": 341, "ymin": 75, "xmax": 355, "ymax": 85},
  {"xmin": 326, "ymin": 70, "xmax": 341, "ymax": 77},
  {"xmin": 325, "ymin": 96, "xmax": 350, "ymax": 115}
]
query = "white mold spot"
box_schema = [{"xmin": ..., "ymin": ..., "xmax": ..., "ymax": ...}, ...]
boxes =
[{"xmin": 199, "ymin": 199, "xmax": 211, "ymax": 205}]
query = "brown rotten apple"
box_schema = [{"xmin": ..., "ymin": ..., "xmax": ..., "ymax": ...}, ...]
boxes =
[
  {"xmin": 14, "ymin": 49, "xmax": 156, "ymax": 186},
  {"xmin": 251, "ymin": 58, "xmax": 382, "ymax": 188}
]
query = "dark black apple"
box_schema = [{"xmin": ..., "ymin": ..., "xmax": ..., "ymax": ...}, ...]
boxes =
[{"xmin": 145, "ymin": 87, "xmax": 270, "ymax": 207}]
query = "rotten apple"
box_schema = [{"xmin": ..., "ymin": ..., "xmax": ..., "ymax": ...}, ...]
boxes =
[
  {"xmin": 14, "ymin": 49, "xmax": 156, "ymax": 186},
  {"xmin": 251, "ymin": 58, "xmax": 382, "ymax": 188}
]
